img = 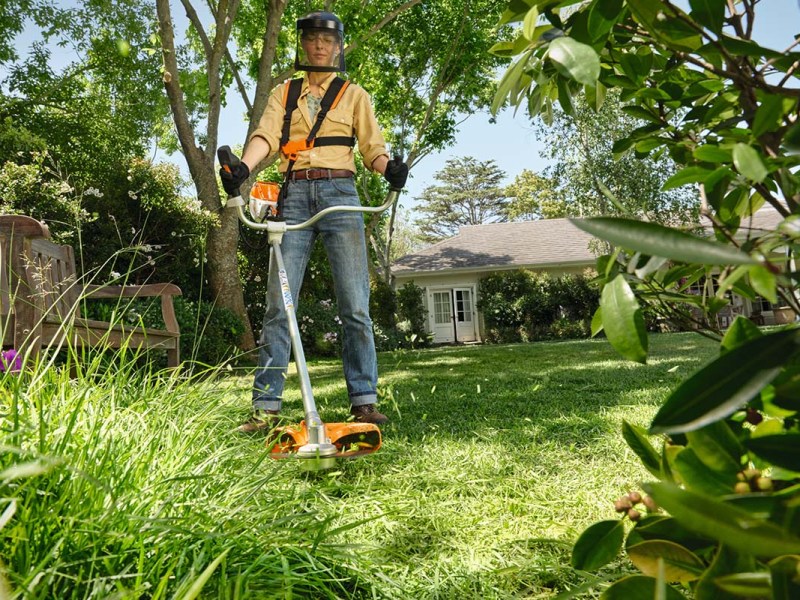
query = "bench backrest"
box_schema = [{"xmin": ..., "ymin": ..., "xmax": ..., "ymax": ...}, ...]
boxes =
[
  {"xmin": 28, "ymin": 237, "xmax": 82, "ymax": 322},
  {"xmin": 0, "ymin": 215, "xmax": 83, "ymax": 346}
]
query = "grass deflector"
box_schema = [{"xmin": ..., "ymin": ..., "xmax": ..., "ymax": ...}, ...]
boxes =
[{"xmin": 218, "ymin": 146, "xmax": 399, "ymax": 469}]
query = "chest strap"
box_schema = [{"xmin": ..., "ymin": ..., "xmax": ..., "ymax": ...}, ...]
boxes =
[{"xmin": 280, "ymin": 76, "xmax": 355, "ymax": 162}]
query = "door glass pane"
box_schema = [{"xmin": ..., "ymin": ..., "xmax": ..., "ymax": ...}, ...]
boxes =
[
  {"xmin": 455, "ymin": 290, "xmax": 472, "ymax": 323},
  {"xmin": 434, "ymin": 292, "xmax": 452, "ymax": 324}
]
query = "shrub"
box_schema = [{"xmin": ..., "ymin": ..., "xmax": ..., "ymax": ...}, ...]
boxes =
[
  {"xmin": 395, "ymin": 281, "xmax": 430, "ymax": 348},
  {"xmin": 479, "ymin": 270, "xmax": 597, "ymax": 343}
]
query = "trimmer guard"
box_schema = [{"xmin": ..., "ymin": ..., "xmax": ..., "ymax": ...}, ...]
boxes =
[{"xmin": 269, "ymin": 420, "xmax": 382, "ymax": 459}]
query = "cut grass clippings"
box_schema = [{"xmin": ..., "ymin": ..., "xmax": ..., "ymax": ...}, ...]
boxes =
[{"xmin": 0, "ymin": 332, "xmax": 718, "ymax": 598}]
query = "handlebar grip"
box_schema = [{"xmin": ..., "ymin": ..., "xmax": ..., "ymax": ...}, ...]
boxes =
[{"xmin": 217, "ymin": 146, "xmax": 240, "ymax": 173}]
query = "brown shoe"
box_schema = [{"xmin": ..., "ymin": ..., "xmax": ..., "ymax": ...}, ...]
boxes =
[
  {"xmin": 237, "ymin": 409, "xmax": 280, "ymax": 433},
  {"xmin": 350, "ymin": 404, "xmax": 388, "ymax": 424}
]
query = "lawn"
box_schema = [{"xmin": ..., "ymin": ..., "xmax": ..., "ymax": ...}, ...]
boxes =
[{"xmin": 0, "ymin": 332, "xmax": 719, "ymax": 598}]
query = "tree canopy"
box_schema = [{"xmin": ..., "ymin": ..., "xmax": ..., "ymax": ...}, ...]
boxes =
[{"xmin": 414, "ymin": 155, "xmax": 509, "ymax": 242}]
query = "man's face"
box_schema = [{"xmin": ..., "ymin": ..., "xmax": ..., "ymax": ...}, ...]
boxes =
[{"xmin": 300, "ymin": 29, "xmax": 340, "ymax": 67}]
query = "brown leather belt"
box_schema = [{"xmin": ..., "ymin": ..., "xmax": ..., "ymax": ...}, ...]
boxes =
[{"xmin": 290, "ymin": 168, "xmax": 353, "ymax": 181}]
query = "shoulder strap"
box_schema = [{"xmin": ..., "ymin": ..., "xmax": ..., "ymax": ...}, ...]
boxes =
[
  {"xmin": 280, "ymin": 76, "xmax": 355, "ymax": 161},
  {"xmin": 280, "ymin": 78, "xmax": 304, "ymax": 150},
  {"xmin": 306, "ymin": 76, "xmax": 350, "ymax": 144}
]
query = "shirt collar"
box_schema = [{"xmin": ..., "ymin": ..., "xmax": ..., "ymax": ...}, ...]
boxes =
[{"xmin": 301, "ymin": 72, "xmax": 338, "ymax": 96}]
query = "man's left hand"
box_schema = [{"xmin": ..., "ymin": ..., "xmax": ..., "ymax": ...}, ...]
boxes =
[{"xmin": 384, "ymin": 157, "xmax": 409, "ymax": 190}]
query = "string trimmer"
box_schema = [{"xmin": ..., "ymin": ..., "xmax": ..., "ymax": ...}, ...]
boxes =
[{"xmin": 218, "ymin": 146, "xmax": 401, "ymax": 469}]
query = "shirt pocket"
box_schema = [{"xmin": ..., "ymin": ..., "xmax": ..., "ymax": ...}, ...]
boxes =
[{"xmin": 324, "ymin": 108, "xmax": 354, "ymax": 138}]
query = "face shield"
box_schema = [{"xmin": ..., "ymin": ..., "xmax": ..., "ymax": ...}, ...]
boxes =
[{"xmin": 294, "ymin": 11, "xmax": 345, "ymax": 73}]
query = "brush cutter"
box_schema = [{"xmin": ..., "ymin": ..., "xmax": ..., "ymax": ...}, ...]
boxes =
[{"xmin": 218, "ymin": 146, "xmax": 400, "ymax": 469}]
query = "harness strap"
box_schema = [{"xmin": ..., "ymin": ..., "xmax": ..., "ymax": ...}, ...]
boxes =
[
  {"xmin": 280, "ymin": 76, "xmax": 354, "ymax": 162},
  {"xmin": 276, "ymin": 76, "xmax": 354, "ymax": 218}
]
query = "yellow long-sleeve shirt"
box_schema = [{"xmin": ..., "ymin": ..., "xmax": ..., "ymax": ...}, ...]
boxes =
[{"xmin": 249, "ymin": 72, "xmax": 388, "ymax": 174}]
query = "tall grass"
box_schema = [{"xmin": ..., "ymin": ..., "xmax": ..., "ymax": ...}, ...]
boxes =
[{"xmin": 0, "ymin": 333, "xmax": 718, "ymax": 598}]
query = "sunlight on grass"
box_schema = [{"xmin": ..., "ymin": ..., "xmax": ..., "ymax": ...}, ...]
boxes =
[{"xmin": 0, "ymin": 332, "xmax": 718, "ymax": 597}]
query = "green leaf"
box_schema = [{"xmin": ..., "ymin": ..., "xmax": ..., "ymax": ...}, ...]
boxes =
[
  {"xmin": 492, "ymin": 48, "xmax": 534, "ymax": 115},
  {"xmin": 689, "ymin": 0, "xmax": 725, "ymax": 34},
  {"xmin": 498, "ymin": 0, "xmax": 537, "ymax": 25},
  {"xmin": 718, "ymin": 35, "xmax": 784, "ymax": 59},
  {"xmin": 591, "ymin": 306, "xmax": 604, "ymax": 336},
  {"xmin": 744, "ymin": 434, "xmax": 800, "ymax": 472},
  {"xmin": 627, "ymin": 0, "xmax": 702, "ymax": 51},
  {"xmin": 522, "ymin": 7, "xmax": 539, "ymax": 42},
  {"xmin": 673, "ymin": 448, "xmax": 738, "ymax": 496},
  {"xmin": 720, "ymin": 316, "xmax": 763, "ymax": 354},
  {"xmin": 631, "ymin": 516, "xmax": 714, "ymax": 550},
  {"xmin": 627, "ymin": 540, "xmax": 705, "ymax": 582},
  {"xmin": 748, "ymin": 265, "xmax": 778, "ymax": 305},
  {"xmin": 769, "ymin": 555, "xmax": 800, "ymax": 600},
  {"xmin": 785, "ymin": 121, "xmax": 800, "ymax": 155},
  {"xmin": 601, "ymin": 274, "xmax": 648, "ymax": 363},
  {"xmin": 600, "ymin": 575, "xmax": 687, "ymax": 599},
  {"xmin": 570, "ymin": 217, "xmax": 757, "ymax": 266},
  {"xmin": 693, "ymin": 144, "xmax": 732, "ymax": 163},
  {"xmin": 695, "ymin": 545, "xmax": 757, "ymax": 600},
  {"xmin": 685, "ymin": 422, "xmax": 743, "ymax": 474},
  {"xmin": 663, "ymin": 166, "xmax": 712, "ymax": 190},
  {"xmin": 622, "ymin": 421, "xmax": 662, "ymax": 478},
  {"xmin": 571, "ymin": 519, "xmax": 625, "ymax": 570},
  {"xmin": 587, "ymin": 0, "xmax": 624, "ymax": 43},
  {"xmin": 547, "ymin": 37, "xmax": 600, "ymax": 87},
  {"xmin": 732, "ymin": 143, "xmax": 769, "ymax": 183},
  {"xmin": 713, "ymin": 572, "xmax": 772, "ymax": 597},
  {"xmin": 752, "ymin": 94, "xmax": 787, "ymax": 137},
  {"xmin": 643, "ymin": 482, "xmax": 800, "ymax": 558},
  {"xmin": 650, "ymin": 328, "xmax": 800, "ymax": 434}
]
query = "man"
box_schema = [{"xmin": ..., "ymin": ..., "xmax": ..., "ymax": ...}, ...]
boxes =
[{"xmin": 220, "ymin": 11, "xmax": 408, "ymax": 432}]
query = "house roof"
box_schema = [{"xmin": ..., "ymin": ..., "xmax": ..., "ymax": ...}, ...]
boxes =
[
  {"xmin": 392, "ymin": 206, "xmax": 787, "ymax": 277},
  {"xmin": 392, "ymin": 218, "xmax": 596, "ymax": 275}
]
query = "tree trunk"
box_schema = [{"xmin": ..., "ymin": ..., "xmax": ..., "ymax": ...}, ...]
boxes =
[
  {"xmin": 157, "ymin": 0, "xmax": 255, "ymax": 350},
  {"xmin": 197, "ymin": 170, "xmax": 256, "ymax": 350}
]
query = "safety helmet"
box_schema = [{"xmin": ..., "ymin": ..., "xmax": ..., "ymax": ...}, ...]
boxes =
[{"xmin": 294, "ymin": 11, "xmax": 346, "ymax": 73}]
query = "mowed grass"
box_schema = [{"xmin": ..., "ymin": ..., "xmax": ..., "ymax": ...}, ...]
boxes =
[{"xmin": 0, "ymin": 332, "xmax": 718, "ymax": 598}]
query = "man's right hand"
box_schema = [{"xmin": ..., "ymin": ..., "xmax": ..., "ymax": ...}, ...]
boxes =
[{"xmin": 219, "ymin": 162, "xmax": 250, "ymax": 197}]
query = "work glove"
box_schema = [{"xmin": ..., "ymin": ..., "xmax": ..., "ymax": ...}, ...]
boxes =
[
  {"xmin": 383, "ymin": 156, "xmax": 408, "ymax": 190},
  {"xmin": 219, "ymin": 161, "xmax": 250, "ymax": 197}
]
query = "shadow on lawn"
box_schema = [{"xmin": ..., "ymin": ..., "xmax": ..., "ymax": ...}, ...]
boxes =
[{"xmin": 371, "ymin": 333, "xmax": 717, "ymax": 448}]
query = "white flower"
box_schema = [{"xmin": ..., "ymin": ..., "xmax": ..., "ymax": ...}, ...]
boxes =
[
  {"xmin": 83, "ymin": 187, "xmax": 104, "ymax": 198},
  {"xmin": 254, "ymin": 275, "xmax": 262, "ymax": 283},
  {"xmin": 128, "ymin": 190, "xmax": 138, "ymax": 200}
]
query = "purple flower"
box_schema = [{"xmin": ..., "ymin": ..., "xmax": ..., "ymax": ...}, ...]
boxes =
[{"xmin": 0, "ymin": 349, "xmax": 21, "ymax": 373}]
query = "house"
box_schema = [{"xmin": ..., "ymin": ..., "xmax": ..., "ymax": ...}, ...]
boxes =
[
  {"xmin": 391, "ymin": 208, "xmax": 788, "ymax": 344},
  {"xmin": 392, "ymin": 219, "xmax": 597, "ymax": 343}
]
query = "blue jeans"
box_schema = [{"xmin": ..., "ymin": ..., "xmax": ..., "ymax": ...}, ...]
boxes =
[{"xmin": 252, "ymin": 177, "xmax": 377, "ymax": 411}]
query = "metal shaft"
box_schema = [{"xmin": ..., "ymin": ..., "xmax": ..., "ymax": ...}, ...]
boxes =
[{"xmin": 269, "ymin": 236, "xmax": 334, "ymax": 454}]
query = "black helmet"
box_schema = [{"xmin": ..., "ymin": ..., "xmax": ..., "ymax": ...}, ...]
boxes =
[{"xmin": 294, "ymin": 11, "xmax": 346, "ymax": 73}]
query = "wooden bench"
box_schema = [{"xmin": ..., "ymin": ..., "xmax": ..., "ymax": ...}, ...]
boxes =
[{"xmin": 0, "ymin": 215, "xmax": 181, "ymax": 367}]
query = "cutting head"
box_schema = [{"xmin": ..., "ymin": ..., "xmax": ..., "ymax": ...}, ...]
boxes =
[{"xmin": 268, "ymin": 421, "xmax": 382, "ymax": 468}]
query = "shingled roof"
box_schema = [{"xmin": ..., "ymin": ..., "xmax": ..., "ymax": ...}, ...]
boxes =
[
  {"xmin": 392, "ymin": 218, "xmax": 597, "ymax": 275},
  {"xmin": 392, "ymin": 207, "xmax": 787, "ymax": 276}
]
